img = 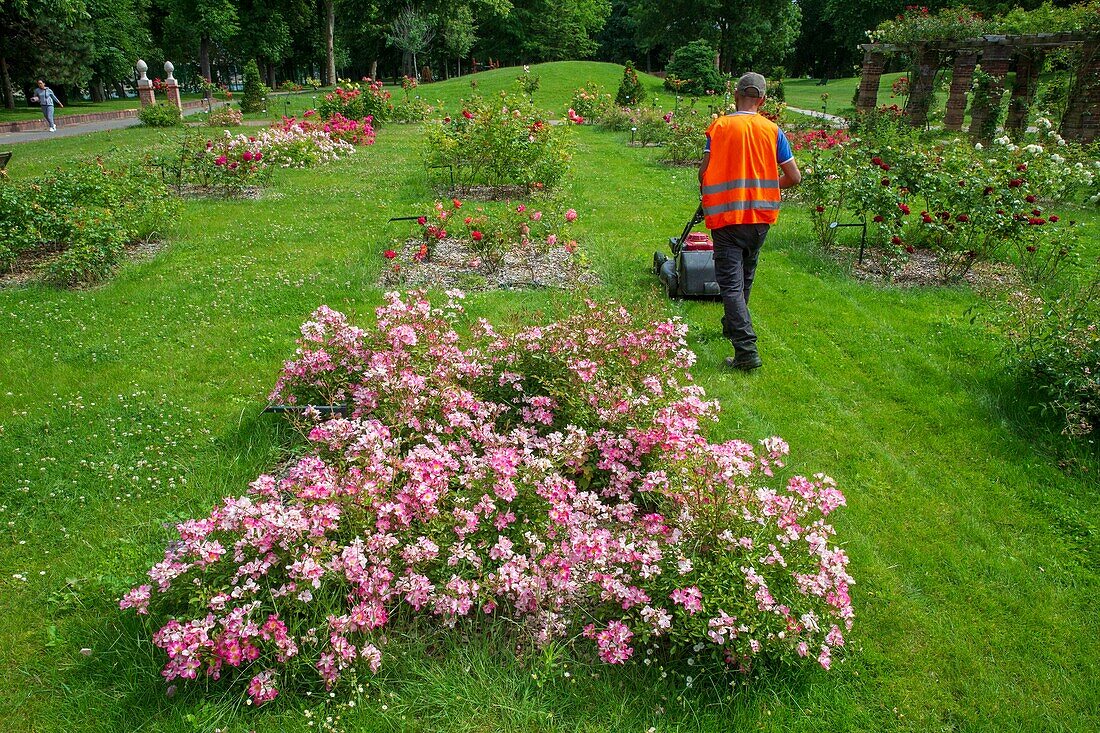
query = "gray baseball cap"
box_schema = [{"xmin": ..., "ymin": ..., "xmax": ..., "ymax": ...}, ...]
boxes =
[{"xmin": 736, "ymin": 72, "xmax": 767, "ymax": 97}]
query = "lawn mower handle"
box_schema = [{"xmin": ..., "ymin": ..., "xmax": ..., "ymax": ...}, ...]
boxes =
[{"xmin": 675, "ymin": 203, "xmax": 705, "ymax": 253}]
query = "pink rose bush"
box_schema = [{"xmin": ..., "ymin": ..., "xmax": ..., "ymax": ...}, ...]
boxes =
[
  {"xmin": 276, "ymin": 113, "xmax": 376, "ymax": 147},
  {"xmin": 122, "ymin": 291, "xmax": 854, "ymax": 705}
]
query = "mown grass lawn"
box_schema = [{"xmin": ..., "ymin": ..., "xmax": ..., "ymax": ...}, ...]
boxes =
[{"xmin": 1, "ymin": 63, "xmax": 1097, "ymax": 733}]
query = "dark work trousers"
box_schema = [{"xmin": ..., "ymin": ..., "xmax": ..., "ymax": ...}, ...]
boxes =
[{"xmin": 712, "ymin": 223, "xmax": 769, "ymax": 356}]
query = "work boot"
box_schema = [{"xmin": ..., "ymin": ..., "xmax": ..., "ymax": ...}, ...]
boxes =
[{"xmin": 725, "ymin": 352, "xmax": 763, "ymax": 371}]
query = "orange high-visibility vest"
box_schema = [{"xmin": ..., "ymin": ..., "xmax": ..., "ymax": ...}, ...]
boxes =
[{"xmin": 701, "ymin": 113, "xmax": 782, "ymax": 229}]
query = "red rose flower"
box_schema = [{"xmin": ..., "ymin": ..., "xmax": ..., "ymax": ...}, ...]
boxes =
[
  {"xmin": 983, "ymin": 186, "xmax": 994, "ymax": 196},
  {"xmin": 873, "ymin": 215, "xmax": 885, "ymax": 223},
  {"xmin": 881, "ymin": 178, "xmax": 890, "ymax": 186},
  {"xmin": 898, "ymin": 203, "xmax": 910, "ymax": 215},
  {"xmin": 1017, "ymin": 163, "xmax": 1027, "ymax": 172},
  {"xmin": 1032, "ymin": 209, "xmax": 1042, "ymax": 217},
  {"xmin": 1026, "ymin": 245, "xmax": 1037, "ymax": 252},
  {"xmin": 1028, "ymin": 217, "xmax": 1045, "ymax": 225},
  {"xmin": 462, "ymin": 110, "xmax": 474, "ymax": 119},
  {"xmin": 905, "ymin": 245, "xmax": 915, "ymax": 254},
  {"xmin": 471, "ymin": 230, "xmax": 483, "ymax": 241},
  {"xmin": 956, "ymin": 214, "xmax": 970, "ymax": 223},
  {"xmin": 452, "ymin": 198, "xmax": 463, "ymax": 209},
  {"xmin": 1025, "ymin": 195, "xmax": 1037, "ymax": 203},
  {"xmin": 1048, "ymin": 215, "xmax": 1060, "ymax": 223},
  {"xmin": 1008, "ymin": 178, "xmax": 1024, "ymax": 188},
  {"xmin": 815, "ymin": 205, "xmax": 825, "ymax": 213},
  {"xmin": 871, "ymin": 156, "xmax": 883, "ymax": 166},
  {"xmin": 417, "ymin": 216, "xmax": 427, "ymax": 226},
  {"xmin": 383, "ymin": 249, "xmax": 397, "ymax": 259},
  {"xmin": 891, "ymin": 236, "xmax": 904, "ymax": 246}
]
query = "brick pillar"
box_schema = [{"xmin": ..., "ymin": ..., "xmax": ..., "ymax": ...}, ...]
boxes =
[
  {"xmin": 1006, "ymin": 50, "xmax": 1041, "ymax": 134},
  {"xmin": 1061, "ymin": 40, "xmax": 1100, "ymax": 144},
  {"xmin": 856, "ymin": 48, "xmax": 887, "ymax": 114},
  {"xmin": 163, "ymin": 61, "xmax": 182, "ymax": 110},
  {"xmin": 968, "ymin": 44, "xmax": 1012, "ymax": 140},
  {"xmin": 944, "ymin": 51, "xmax": 977, "ymax": 131},
  {"xmin": 904, "ymin": 45, "xmax": 940, "ymax": 128},
  {"xmin": 135, "ymin": 59, "xmax": 155, "ymax": 107}
]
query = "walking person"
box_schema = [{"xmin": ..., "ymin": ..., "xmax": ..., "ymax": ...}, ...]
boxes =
[
  {"xmin": 699, "ymin": 72, "xmax": 801, "ymax": 371},
  {"xmin": 30, "ymin": 79, "xmax": 63, "ymax": 132}
]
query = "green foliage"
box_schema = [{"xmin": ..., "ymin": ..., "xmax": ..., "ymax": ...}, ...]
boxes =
[
  {"xmin": 569, "ymin": 81, "xmax": 613, "ymax": 121},
  {"xmin": 664, "ymin": 40, "xmax": 723, "ymax": 97},
  {"xmin": 870, "ymin": 2, "xmax": 1100, "ymax": 45},
  {"xmin": 997, "ymin": 278, "xmax": 1100, "ymax": 439},
  {"xmin": 138, "ymin": 102, "xmax": 183, "ymax": 127},
  {"xmin": 240, "ymin": 59, "xmax": 269, "ymax": 114},
  {"xmin": 509, "ymin": 0, "xmax": 612, "ymax": 60},
  {"xmin": 317, "ymin": 81, "xmax": 393, "ymax": 124},
  {"xmin": 424, "ymin": 91, "xmax": 573, "ymax": 190},
  {"xmin": 516, "ymin": 70, "xmax": 541, "ymax": 96},
  {"xmin": 627, "ymin": 105, "xmax": 668, "ymax": 146},
  {"xmin": 615, "ymin": 60, "xmax": 646, "ymax": 106},
  {"xmin": 660, "ymin": 112, "xmax": 706, "ymax": 165},
  {"xmin": 0, "ymin": 162, "xmax": 177, "ymax": 285},
  {"xmin": 154, "ymin": 129, "xmax": 275, "ymax": 197},
  {"xmin": 970, "ymin": 67, "xmax": 1006, "ymax": 143},
  {"xmin": 207, "ymin": 105, "xmax": 244, "ymax": 127}
]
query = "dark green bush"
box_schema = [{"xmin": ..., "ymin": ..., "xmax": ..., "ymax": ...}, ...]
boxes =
[
  {"xmin": 615, "ymin": 61, "xmax": 647, "ymax": 106},
  {"xmin": 138, "ymin": 102, "xmax": 182, "ymax": 127},
  {"xmin": 664, "ymin": 41, "xmax": 723, "ymax": 97},
  {"xmin": 240, "ymin": 59, "xmax": 269, "ymax": 114}
]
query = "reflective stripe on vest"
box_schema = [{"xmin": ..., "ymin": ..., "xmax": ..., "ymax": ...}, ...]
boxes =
[
  {"xmin": 700, "ymin": 178, "xmax": 780, "ymax": 196},
  {"xmin": 701, "ymin": 114, "xmax": 782, "ymax": 228},
  {"xmin": 704, "ymin": 199, "xmax": 782, "ymax": 216}
]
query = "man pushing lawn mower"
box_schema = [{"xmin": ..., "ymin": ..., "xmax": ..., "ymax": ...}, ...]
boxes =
[{"xmin": 700, "ymin": 72, "xmax": 801, "ymax": 371}]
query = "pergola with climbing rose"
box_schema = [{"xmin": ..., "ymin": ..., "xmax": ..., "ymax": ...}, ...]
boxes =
[{"xmin": 856, "ymin": 31, "xmax": 1100, "ymax": 142}]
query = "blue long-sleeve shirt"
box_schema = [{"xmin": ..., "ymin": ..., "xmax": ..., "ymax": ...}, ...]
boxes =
[{"xmin": 36, "ymin": 87, "xmax": 60, "ymax": 108}]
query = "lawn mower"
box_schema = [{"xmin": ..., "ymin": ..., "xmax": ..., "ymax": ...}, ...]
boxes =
[{"xmin": 653, "ymin": 203, "xmax": 720, "ymax": 299}]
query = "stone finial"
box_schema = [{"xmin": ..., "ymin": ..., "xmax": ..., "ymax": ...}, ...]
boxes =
[
  {"xmin": 164, "ymin": 61, "xmax": 175, "ymax": 81},
  {"xmin": 136, "ymin": 59, "xmax": 148, "ymax": 81}
]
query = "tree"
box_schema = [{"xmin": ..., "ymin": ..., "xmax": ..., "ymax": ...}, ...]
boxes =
[
  {"xmin": 439, "ymin": 2, "xmax": 475, "ymax": 76},
  {"xmin": 0, "ymin": 0, "xmax": 88, "ymax": 109},
  {"xmin": 630, "ymin": 0, "xmax": 800, "ymax": 73},
  {"xmin": 509, "ymin": 0, "xmax": 610, "ymax": 60},
  {"xmin": 157, "ymin": 0, "xmax": 239, "ymax": 91},
  {"xmin": 81, "ymin": 0, "xmax": 153, "ymax": 100},
  {"xmin": 664, "ymin": 39, "xmax": 722, "ymax": 95},
  {"xmin": 387, "ymin": 3, "xmax": 435, "ymax": 79}
]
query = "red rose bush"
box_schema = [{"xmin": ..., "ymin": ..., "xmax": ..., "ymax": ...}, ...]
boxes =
[{"xmin": 121, "ymin": 292, "xmax": 854, "ymax": 705}]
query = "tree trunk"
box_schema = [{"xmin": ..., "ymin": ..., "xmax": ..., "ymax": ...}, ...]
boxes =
[
  {"xmin": 90, "ymin": 77, "xmax": 106, "ymax": 102},
  {"xmin": 113, "ymin": 80, "xmax": 127, "ymax": 100},
  {"xmin": 370, "ymin": 59, "xmax": 378, "ymax": 80},
  {"xmin": 0, "ymin": 56, "xmax": 13, "ymax": 111},
  {"xmin": 200, "ymin": 34, "xmax": 212, "ymax": 100},
  {"xmin": 325, "ymin": 0, "xmax": 336, "ymax": 85},
  {"xmin": 266, "ymin": 61, "xmax": 276, "ymax": 88},
  {"xmin": 457, "ymin": 57, "xmax": 461, "ymax": 77}
]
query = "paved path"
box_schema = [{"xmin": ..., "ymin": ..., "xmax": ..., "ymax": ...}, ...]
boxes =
[
  {"xmin": 0, "ymin": 104, "xmax": 214, "ymax": 145},
  {"xmin": 786, "ymin": 106, "xmax": 849, "ymax": 128}
]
